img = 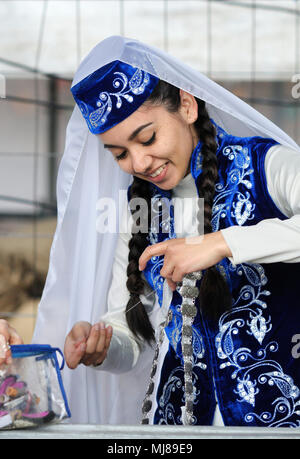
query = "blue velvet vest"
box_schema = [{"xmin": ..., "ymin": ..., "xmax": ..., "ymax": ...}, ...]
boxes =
[{"xmin": 128, "ymin": 123, "xmax": 300, "ymax": 427}]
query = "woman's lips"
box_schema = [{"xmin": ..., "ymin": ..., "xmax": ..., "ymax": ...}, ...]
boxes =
[{"xmin": 147, "ymin": 162, "xmax": 169, "ymax": 182}]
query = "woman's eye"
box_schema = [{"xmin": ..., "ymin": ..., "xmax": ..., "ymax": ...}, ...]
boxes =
[
  {"xmin": 141, "ymin": 132, "xmax": 156, "ymax": 146},
  {"xmin": 115, "ymin": 133, "xmax": 155, "ymax": 161},
  {"xmin": 115, "ymin": 151, "xmax": 127, "ymax": 161}
]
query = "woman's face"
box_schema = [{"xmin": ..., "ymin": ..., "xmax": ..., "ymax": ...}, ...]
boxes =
[{"xmin": 99, "ymin": 90, "xmax": 199, "ymax": 190}]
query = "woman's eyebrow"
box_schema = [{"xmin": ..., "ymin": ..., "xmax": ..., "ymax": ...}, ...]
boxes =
[
  {"xmin": 103, "ymin": 122, "xmax": 153, "ymax": 149},
  {"xmin": 128, "ymin": 122, "xmax": 153, "ymax": 141}
]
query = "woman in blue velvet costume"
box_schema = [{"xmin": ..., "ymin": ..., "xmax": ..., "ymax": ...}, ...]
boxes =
[{"xmin": 2, "ymin": 36, "xmax": 300, "ymax": 427}]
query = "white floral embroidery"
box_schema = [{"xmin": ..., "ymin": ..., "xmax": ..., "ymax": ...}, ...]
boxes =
[
  {"xmin": 79, "ymin": 68, "xmax": 150, "ymax": 130},
  {"xmin": 212, "ymin": 143, "xmax": 300, "ymax": 427},
  {"xmin": 247, "ymin": 309, "xmax": 271, "ymax": 345},
  {"xmin": 157, "ymin": 368, "xmax": 184, "ymax": 425},
  {"xmin": 157, "ymin": 357, "xmax": 203, "ymax": 425},
  {"xmin": 168, "ymin": 307, "xmax": 181, "ymax": 351},
  {"xmin": 235, "ymin": 376, "xmax": 259, "ymax": 407},
  {"xmin": 213, "ymin": 144, "xmax": 255, "ymax": 230},
  {"xmin": 146, "ymin": 192, "xmax": 176, "ymax": 305},
  {"xmin": 148, "ymin": 194, "xmax": 173, "ymax": 245}
]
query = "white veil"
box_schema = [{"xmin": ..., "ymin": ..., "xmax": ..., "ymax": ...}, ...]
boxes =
[{"xmin": 32, "ymin": 35, "xmax": 299, "ymax": 424}]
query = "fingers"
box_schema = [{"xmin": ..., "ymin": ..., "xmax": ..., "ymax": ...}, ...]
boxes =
[
  {"xmin": 0, "ymin": 320, "xmax": 23, "ymax": 344},
  {"xmin": 8, "ymin": 327, "xmax": 24, "ymax": 346},
  {"xmin": 160, "ymin": 260, "xmax": 178, "ymax": 291},
  {"xmin": 139, "ymin": 239, "xmax": 183, "ymax": 275},
  {"xmin": 65, "ymin": 321, "xmax": 113, "ymax": 369},
  {"xmin": 69, "ymin": 321, "xmax": 91, "ymax": 344},
  {"xmin": 162, "ymin": 265, "xmax": 182, "ymax": 291},
  {"xmin": 167, "ymin": 278, "xmax": 177, "ymax": 291},
  {"xmin": 0, "ymin": 320, "xmax": 23, "ymax": 366},
  {"xmin": 0, "ymin": 334, "xmax": 11, "ymax": 366},
  {"xmin": 104, "ymin": 325, "xmax": 113, "ymax": 350},
  {"xmin": 64, "ymin": 321, "xmax": 92, "ymax": 369},
  {"xmin": 85, "ymin": 323, "xmax": 104, "ymax": 354},
  {"xmin": 65, "ymin": 340, "xmax": 87, "ymax": 370},
  {"xmin": 138, "ymin": 241, "xmax": 170, "ymax": 271},
  {"xmin": 81, "ymin": 322, "xmax": 113, "ymax": 367}
]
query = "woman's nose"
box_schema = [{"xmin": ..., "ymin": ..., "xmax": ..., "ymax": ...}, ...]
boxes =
[{"xmin": 131, "ymin": 150, "xmax": 152, "ymax": 175}]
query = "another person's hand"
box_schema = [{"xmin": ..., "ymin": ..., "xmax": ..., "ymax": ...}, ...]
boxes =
[
  {"xmin": 0, "ymin": 319, "xmax": 24, "ymax": 365},
  {"xmin": 64, "ymin": 321, "xmax": 113, "ymax": 369}
]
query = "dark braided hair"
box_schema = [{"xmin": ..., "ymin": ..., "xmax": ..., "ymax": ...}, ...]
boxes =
[
  {"xmin": 194, "ymin": 101, "xmax": 232, "ymax": 321},
  {"xmin": 126, "ymin": 176, "xmax": 155, "ymax": 343},
  {"xmin": 125, "ymin": 80, "xmax": 232, "ymax": 342}
]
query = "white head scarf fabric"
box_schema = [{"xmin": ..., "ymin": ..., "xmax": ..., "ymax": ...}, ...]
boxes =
[{"xmin": 32, "ymin": 35, "xmax": 300, "ymax": 425}]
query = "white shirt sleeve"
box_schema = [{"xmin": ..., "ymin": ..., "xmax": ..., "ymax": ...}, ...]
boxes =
[
  {"xmin": 221, "ymin": 144, "xmax": 300, "ymax": 265},
  {"xmin": 94, "ymin": 204, "xmax": 156, "ymax": 374}
]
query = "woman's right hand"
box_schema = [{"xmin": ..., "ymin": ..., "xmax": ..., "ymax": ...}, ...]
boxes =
[
  {"xmin": 0, "ymin": 319, "xmax": 24, "ymax": 365},
  {"xmin": 64, "ymin": 321, "xmax": 113, "ymax": 369}
]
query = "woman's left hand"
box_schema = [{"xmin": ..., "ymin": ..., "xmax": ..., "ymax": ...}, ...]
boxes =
[{"xmin": 139, "ymin": 231, "xmax": 232, "ymax": 291}]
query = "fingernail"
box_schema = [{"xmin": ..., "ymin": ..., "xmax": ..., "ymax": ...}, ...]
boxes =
[
  {"xmin": 79, "ymin": 343, "xmax": 86, "ymax": 352},
  {"xmin": 94, "ymin": 324, "xmax": 100, "ymax": 332},
  {"xmin": 99, "ymin": 322, "xmax": 105, "ymax": 330},
  {"xmin": 0, "ymin": 335, "xmax": 8, "ymax": 358}
]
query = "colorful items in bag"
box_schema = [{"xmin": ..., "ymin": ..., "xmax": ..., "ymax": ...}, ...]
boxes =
[
  {"xmin": 0, "ymin": 344, "xmax": 71, "ymax": 429},
  {"xmin": 0, "ymin": 374, "xmax": 55, "ymax": 427}
]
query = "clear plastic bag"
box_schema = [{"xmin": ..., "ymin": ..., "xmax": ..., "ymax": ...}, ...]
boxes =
[{"xmin": 0, "ymin": 344, "xmax": 71, "ymax": 429}]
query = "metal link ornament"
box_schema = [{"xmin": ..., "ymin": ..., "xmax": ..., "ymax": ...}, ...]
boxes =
[
  {"xmin": 177, "ymin": 271, "xmax": 202, "ymax": 425},
  {"xmin": 141, "ymin": 309, "xmax": 173, "ymax": 424},
  {"xmin": 141, "ymin": 271, "xmax": 202, "ymax": 425}
]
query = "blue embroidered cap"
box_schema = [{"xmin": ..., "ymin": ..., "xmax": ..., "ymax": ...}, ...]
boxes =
[{"xmin": 71, "ymin": 60, "xmax": 159, "ymax": 134}]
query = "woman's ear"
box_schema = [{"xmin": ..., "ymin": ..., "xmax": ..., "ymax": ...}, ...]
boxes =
[{"xmin": 179, "ymin": 89, "xmax": 198, "ymax": 125}]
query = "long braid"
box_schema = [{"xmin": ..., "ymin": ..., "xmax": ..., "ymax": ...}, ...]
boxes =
[
  {"xmin": 124, "ymin": 81, "xmax": 231, "ymax": 342},
  {"xmin": 195, "ymin": 101, "xmax": 232, "ymax": 320},
  {"xmin": 125, "ymin": 176, "xmax": 155, "ymax": 343},
  {"xmin": 124, "ymin": 82, "xmax": 179, "ymax": 342}
]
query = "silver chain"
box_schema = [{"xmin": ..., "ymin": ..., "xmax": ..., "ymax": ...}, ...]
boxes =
[{"xmin": 141, "ymin": 271, "xmax": 202, "ymax": 425}]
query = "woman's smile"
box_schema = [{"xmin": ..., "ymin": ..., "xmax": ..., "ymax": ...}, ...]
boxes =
[
  {"xmin": 143, "ymin": 161, "xmax": 169, "ymax": 181},
  {"xmin": 99, "ymin": 94, "xmax": 198, "ymax": 190}
]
